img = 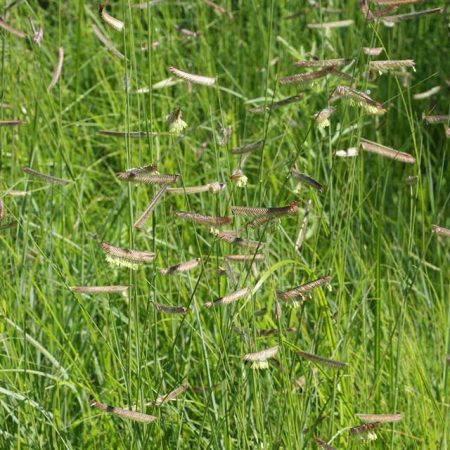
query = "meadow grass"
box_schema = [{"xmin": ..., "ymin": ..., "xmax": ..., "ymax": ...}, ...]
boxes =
[{"xmin": 0, "ymin": 0, "xmax": 449, "ymax": 448}]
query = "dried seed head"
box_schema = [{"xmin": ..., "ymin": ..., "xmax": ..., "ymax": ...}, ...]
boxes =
[
  {"xmin": 168, "ymin": 66, "xmax": 216, "ymax": 86},
  {"xmin": 314, "ymin": 107, "xmax": 336, "ymax": 128},
  {"xmin": 369, "ymin": 59, "xmax": 415, "ymax": 71},
  {"xmin": 382, "ymin": 7, "xmax": 443, "ymax": 24},
  {"xmin": 133, "ymin": 184, "xmax": 169, "ymax": 229},
  {"xmin": 153, "ymin": 303, "xmax": 188, "ymax": 315},
  {"xmin": 331, "ymin": 86, "xmax": 386, "ymax": 115},
  {"xmin": 99, "ymin": 4, "xmax": 124, "ymax": 31},
  {"xmin": 48, "ymin": 47, "xmax": 64, "ymax": 92},
  {"xmin": 92, "ymin": 24, "xmax": 125, "ymax": 60},
  {"xmin": 298, "ymin": 350, "xmax": 347, "ymax": 369},
  {"xmin": 277, "ymin": 276, "xmax": 331, "ymax": 301},
  {"xmin": 160, "ymin": 258, "xmax": 200, "ymax": 275},
  {"xmin": 314, "ymin": 437, "xmax": 337, "ymax": 450},
  {"xmin": 335, "ymin": 147, "xmax": 358, "ymax": 158},
  {"xmin": 413, "ymin": 85, "xmax": 441, "ymax": 100},
  {"xmin": 423, "ymin": 115, "xmax": 449, "ymax": 125},
  {"xmin": 294, "ymin": 58, "xmax": 347, "ymax": 68},
  {"xmin": 23, "ymin": 167, "xmax": 70, "ymax": 185},
  {"xmin": 174, "ymin": 211, "xmax": 232, "ymax": 226},
  {"xmin": 101, "ymin": 242, "xmax": 156, "ymax": 269},
  {"xmin": 231, "ymin": 201, "xmax": 299, "ymax": 218},
  {"xmin": 224, "ymin": 254, "xmax": 265, "ymax": 262},
  {"xmin": 231, "ymin": 140, "xmax": 264, "ymax": 155},
  {"xmin": 230, "ymin": 169, "xmax": 248, "ymax": 188},
  {"xmin": 116, "ymin": 172, "xmax": 179, "ymax": 184},
  {"xmin": 0, "ymin": 119, "xmax": 23, "ymax": 127},
  {"xmin": 279, "ymin": 66, "xmax": 336, "ymax": 85},
  {"xmin": 363, "ymin": 47, "xmax": 383, "ymax": 56},
  {"xmin": 166, "ymin": 107, "xmax": 188, "ymax": 134},
  {"xmin": 355, "ymin": 413, "xmax": 403, "ymax": 423},
  {"xmin": 147, "ymin": 383, "xmax": 189, "ymax": 406},
  {"xmin": 243, "ymin": 345, "xmax": 279, "ymax": 368},
  {"xmin": 432, "ymin": 225, "xmax": 450, "ymax": 237},
  {"xmin": 248, "ymin": 94, "xmax": 304, "ymax": 113},
  {"xmin": 204, "ymin": 287, "xmax": 250, "ymax": 308},
  {"xmin": 0, "ymin": 18, "xmax": 26, "ymax": 38},
  {"xmin": 350, "ymin": 422, "xmax": 380, "ymax": 435},
  {"xmin": 91, "ymin": 400, "xmax": 156, "ymax": 423},
  {"xmin": 360, "ymin": 138, "xmax": 415, "ymax": 164},
  {"xmin": 308, "ymin": 20, "xmax": 354, "ymax": 29},
  {"xmin": 292, "ymin": 170, "xmax": 323, "ymax": 192},
  {"xmin": 71, "ymin": 285, "xmax": 129, "ymax": 294}
]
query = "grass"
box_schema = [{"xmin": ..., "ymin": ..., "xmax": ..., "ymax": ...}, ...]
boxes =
[{"xmin": 0, "ymin": 0, "xmax": 449, "ymax": 448}]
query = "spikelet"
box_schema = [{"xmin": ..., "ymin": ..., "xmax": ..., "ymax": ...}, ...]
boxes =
[
  {"xmin": 175, "ymin": 211, "xmax": 232, "ymax": 226},
  {"xmin": 243, "ymin": 345, "xmax": 279, "ymax": 369},
  {"xmin": 382, "ymin": 7, "xmax": 443, "ymax": 23},
  {"xmin": 0, "ymin": 199, "xmax": 4, "ymax": 222},
  {"xmin": 244, "ymin": 216, "xmax": 278, "ymax": 230},
  {"xmin": 230, "ymin": 169, "xmax": 248, "ymax": 188},
  {"xmin": 204, "ymin": 287, "xmax": 250, "ymax": 308},
  {"xmin": 0, "ymin": 18, "xmax": 26, "ymax": 38},
  {"xmin": 279, "ymin": 66, "xmax": 335, "ymax": 85},
  {"xmin": 355, "ymin": 413, "xmax": 403, "ymax": 423},
  {"xmin": 413, "ymin": 86, "xmax": 441, "ymax": 100},
  {"xmin": 298, "ymin": 350, "xmax": 347, "ymax": 369},
  {"xmin": 133, "ymin": 184, "xmax": 169, "ymax": 229},
  {"xmin": 98, "ymin": 130, "xmax": 156, "ymax": 138},
  {"xmin": 91, "ymin": 400, "xmax": 156, "ymax": 423},
  {"xmin": 314, "ymin": 107, "xmax": 335, "ymax": 128},
  {"xmin": 369, "ymin": 60, "xmax": 415, "ymax": 72},
  {"xmin": 423, "ymin": 115, "xmax": 449, "ymax": 124},
  {"xmin": 99, "ymin": 4, "xmax": 124, "ymax": 32},
  {"xmin": 116, "ymin": 172, "xmax": 179, "ymax": 184},
  {"xmin": 294, "ymin": 59, "xmax": 347, "ymax": 68},
  {"xmin": 360, "ymin": 138, "xmax": 415, "ymax": 164},
  {"xmin": 248, "ymin": 94, "xmax": 304, "ymax": 113},
  {"xmin": 101, "ymin": 242, "xmax": 156, "ymax": 269},
  {"xmin": 432, "ymin": 225, "xmax": 450, "ymax": 237},
  {"xmin": 276, "ymin": 276, "xmax": 331, "ymax": 301},
  {"xmin": 0, "ymin": 120, "xmax": 23, "ymax": 127},
  {"xmin": 22, "ymin": 167, "xmax": 70, "ymax": 185},
  {"xmin": 217, "ymin": 231, "xmax": 264, "ymax": 249},
  {"xmin": 330, "ymin": 85, "xmax": 386, "ymax": 115},
  {"xmin": 71, "ymin": 285, "xmax": 129, "ymax": 294},
  {"xmin": 146, "ymin": 383, "xmax": 189, "ymax": 406},
  {"xmin": 231, "ymin": 140, "xmax": 264, "ymax": 155},
  {"xmin": 308, "ymin": 20, "xmax": 354, "ymax": 29},
  {"xmin": 48, "ymin": 47, "xmax": 64, "ymax": 92},
  {"xmin": 218, "ymin": 124, "xmax": 232, "ymax": 146},
  {"xmin": 176, "ymin": 27, "xmax": 201, "ymax": 38},
  {"xmin": 153, "ymin": 303, "xmax": 188, "ymax": 315},
  {"xmin": 335, "ymin": 147, "xmax": 358, "ymax": 158},
  {"xmin": 350, "ymin": 422, "xmax": 381, "ymax": 435},
  {"xmin": 160, "ymin": 258, "xmax": 200, "ymax": 275},
  {"xmin": 256, "ymin": 327, "xmax": 296, "ymax": 336},
  {"xmin": 167, "ymin": 182, "xmax": 226, "ymax": 195},
  {"xmin": 224, "ymin": 254, "xmax": 265, "ymax": 262},
  {"xmin": 231, "ymin": 201, "xmax": 298, "ymax": 218},
  {"xmin": 168, "ymin": 66, "xmax": 216, "ymax": 86},
  {"xmin": 92, "ymin": 24, "xmax": 125, "ymax": 60},
  {"xmin": 203, "ymin": 0, "xmax": 234, "ymax": 19},
  {"xmin": 166, "ymin": 107, "xmax": 188, "ymax": 134},
  {"xmin": 363, "ymin": 47, "xmax": 383, "ymax": 56},
  {"xmin": 295, "ymin": 199, "xmax": 312, "ymax": 251},
  {"xmin": 116, "ymin": 164, "xmax": 157, "ymax": 178},
  {"xmin": 292, "ymin": 170, "xmax": 323, "ymax": 192},
  {"xmin": 374, "ymin": 0, "xmax": 419, "ymax": 4},
  {"xmin": 314, "ymin": 437, "xmax": 337, "ymax": 450}
]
